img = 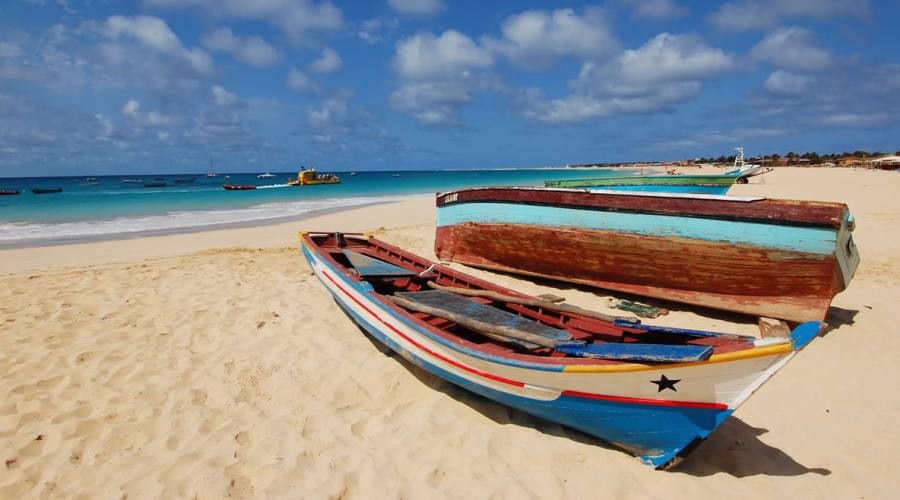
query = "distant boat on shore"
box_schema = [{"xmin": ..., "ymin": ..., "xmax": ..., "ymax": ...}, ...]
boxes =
[{"xmin": 32, "ymin": 187, "xmax": 63, "ymax": 194}]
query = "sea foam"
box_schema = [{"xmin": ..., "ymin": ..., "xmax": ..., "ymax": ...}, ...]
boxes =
[{"xmin": 0, "ymin": 195, "xmax": 400, "ymax": 243}]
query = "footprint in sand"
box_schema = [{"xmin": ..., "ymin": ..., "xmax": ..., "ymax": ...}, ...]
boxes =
[{"xmin": 190, "ymin": 389, "xmax": 208, "ymax": 406}]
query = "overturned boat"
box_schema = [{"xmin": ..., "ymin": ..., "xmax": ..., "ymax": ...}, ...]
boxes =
[{"xmin": 435, "ymin": 187, "xmax": 859, "ymax": 322}]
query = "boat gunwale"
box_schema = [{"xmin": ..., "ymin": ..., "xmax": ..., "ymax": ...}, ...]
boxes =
[
  {"xmin": 301, "ymin": 232, "xmax": 795, "ymax": 373},
  {"xmin": 435, "ymin": 186, "xmax": 849, "ymax": 230}
]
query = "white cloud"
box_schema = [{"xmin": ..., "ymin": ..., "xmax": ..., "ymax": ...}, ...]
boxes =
[
  {"xmin": 619, "ymin": 0, "xmax": 688, "ymax": 20},
  {"xmin": 821, "ymin": 112, "xmax": 890, "ymax": 127},
  {"xmin": 202, "ymin": 27, "xmax": 280, "ymax": 67},
  {"xmin": 484, "ymin": 8, "xmax": 619, "ymax": 69},
  {"xmin": 299, "ymin": 90, "xmax": 403, "ymax": 159},
  {"xmin": 120, "ymin": 99, "xmax": 174, "ymax": 126},
  {"xmin": 211, "ymin": 85, "xmax": 237, "ymax": 106},
  {"xmin": 611, "ymin": 33, "xmax": 732, "ymax": 84},
  {"xmin": 0, "ymin": 41, "xmax": 23, "ymax": 59},
  {"xmin": 146, "ymin": 0, "xmax": 344, "ymax": 45},
  {"xmin": 309, "ymin": 47, "xmax": 342, "ymax": 74},
  {"xmin": 764, "ymin": 70, "xmax": 812, "ymax": 96},
  {"xmin": 94, "ymin": 113, "xmax": 114, "ymax": 136},
  {"xmin": 751, "ymin": 27, "xmax": 833, "ymax": 71},
  {"xmin": 518, "ymin": 33, "xmax": 733, "ymax": 123},
  {"xmin": 709, "ymin": 0, "xmax": 867, "ymax": 31},
  {"xmin": 393, "ymin": 30, "xmax": 492, "ymax": 81},
  {"xmin": 389, "ymin": 81, "xmax": 474, "ymax": 126},
  {"xmin": 388, "ymin": 0, "xmax": 445, "ymax": 17},
  {"xmin": 356, "ymin": 17, "xmax": 400, "ymax": 45},
  {"xmin": 390, "ymin": 30, "xmax": 494, "ymax": 126},
  {"xmin": 287, "ymin": 68, "xmax": 318, "ymax": 93},
  {"xmin": 103, "ymin": 15, "xmax": 213, "ymax": 76}
]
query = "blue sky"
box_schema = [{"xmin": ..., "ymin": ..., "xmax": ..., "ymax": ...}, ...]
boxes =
[{"xmin": 1, "ymin": 0, "xmax": 898, "ymax": 175}]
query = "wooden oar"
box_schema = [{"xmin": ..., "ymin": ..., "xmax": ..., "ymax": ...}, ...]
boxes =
[
  {"xmin": 425, "ymin": 281, "xmax": 629, "ymax": 323},
  {"xmin": 386, "ymin": 295, "xmax": 579, "ymax": 349}
]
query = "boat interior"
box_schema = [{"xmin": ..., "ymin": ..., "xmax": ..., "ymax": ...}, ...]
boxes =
[{"xmin": 306, "ymin": 232, "xmax": 770, "ymax": 366}]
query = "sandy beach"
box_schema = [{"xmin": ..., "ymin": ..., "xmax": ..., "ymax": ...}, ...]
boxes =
[{"xmin": 2, "ymin": 168, "xmax": 899, "ymax": 499}]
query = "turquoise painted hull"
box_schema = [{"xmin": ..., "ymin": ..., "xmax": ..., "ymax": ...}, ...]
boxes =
[{"xmin": 437, "ymin": 202, "xmax": 837, "ymax": 255}]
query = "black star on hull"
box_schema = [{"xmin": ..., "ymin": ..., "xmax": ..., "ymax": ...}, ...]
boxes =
[{"xmin": 651, "ymin": 374, "xmax": 681, "ymax": 392}]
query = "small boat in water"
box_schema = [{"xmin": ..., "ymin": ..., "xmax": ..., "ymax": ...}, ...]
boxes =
[
  {"xmin": 301, "ymin": 231, "xmax": 825, "ymax": 468},
  {"xmin": 287, "ymin": 168, "xmax": 340, "ymax": 186},
  {"xmin": 222, "ymin": 184, "xmax": 256, "ymax": 190},
  {"xmin": 207, "ymin": 172, "xmax": 218, "ymax": 178},
  {"xmin": 143, "ymin": 182, "xmax": 166, "ymax": 188},
  {"xmin": 31, "ymin": 187, "xmax": 63, "ymax": 194},
  {"xmin": 173, "ymin": 177, "xmax": 195, "ymax": 184},
  {"xmin": 257, "ymin": 172, "xmax": 276, "ymax": 179},
  {"xmin": 435, "ymin": 187, "xmax": 859, "ymax": 322},
  {"xmin": 0, "ymin": 189, "xmax": 20, "ymax": 195},
  {"xmin": 122, "ymin": 179, "xmax": 143, "ymax": 184}
]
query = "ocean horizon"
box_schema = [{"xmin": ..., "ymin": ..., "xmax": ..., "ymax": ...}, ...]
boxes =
[{"xmin": 0, "ymin": 168, "xmax": 629, "ymax": 246}]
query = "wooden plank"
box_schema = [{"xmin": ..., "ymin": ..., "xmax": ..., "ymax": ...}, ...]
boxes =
[
  {"xmin": 391, "ymin": 290, "xmax": 574, "ymax": 349},
  {"xmin": 342, "ymin": 249, "xmax": 416, "ymax": 277},
  {"xmin": 426, "ymin": 281, "xmax": 625, "ymax": 323},
  {"xmin": 555, "ymin": 342, "xmax": 714, "ymax": 363},
  {"xmin": 614, "ymin": 319, "xmax": 755, "ymax": 340}
]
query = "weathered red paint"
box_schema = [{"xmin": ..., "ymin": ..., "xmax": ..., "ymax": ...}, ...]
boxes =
[
  {"xmin": 436, "ymin": 223, "xmax": 844, "ymax": 322},
  {"xmin": 433, "ymin": 188, "xmax": 857, "ymax": 322},
  {"xmin": 436, "ymin": 187, "xmax": 849, "ymax": 229}
]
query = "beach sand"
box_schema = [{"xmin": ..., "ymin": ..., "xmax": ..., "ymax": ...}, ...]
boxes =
[{"xmin": 1, "ymin": 168, "xmax": 899, "ymax": 498}]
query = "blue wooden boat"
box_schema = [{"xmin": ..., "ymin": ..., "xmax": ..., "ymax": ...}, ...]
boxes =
[{"xmin": 301, "ymin": 232, "xmax": 825, "ymax": 467}]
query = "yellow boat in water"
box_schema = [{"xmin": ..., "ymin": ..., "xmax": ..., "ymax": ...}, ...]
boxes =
[{"xmin": 287, "ymin": 168, "xmax": 340, "ymax": 186}]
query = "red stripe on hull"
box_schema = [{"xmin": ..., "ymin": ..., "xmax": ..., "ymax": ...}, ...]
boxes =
[
  {"xmin": 562, "ymin": 390, "xmax": 728, "ymax": 410},
  {"xmin": 436, "ymin": 224, "xmax": 843, "ymax": 322},
  {"xmin": 315, "ymin": 262, "xmax": 725, "ymax": 410}
]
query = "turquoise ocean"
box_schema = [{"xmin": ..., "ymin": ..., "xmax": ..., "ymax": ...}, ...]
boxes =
[{"xmin": 0, "ymin": 169, "xmax": 627, "ymax": 246}]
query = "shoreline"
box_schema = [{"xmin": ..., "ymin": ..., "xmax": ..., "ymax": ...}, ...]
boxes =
[
  {"xmin": 0, "ymin": 197, "xmax": 436, "ymax": 275},
  {"xmin": 0, "ymin": 199, "xmax": 405, "ymax": 250}
]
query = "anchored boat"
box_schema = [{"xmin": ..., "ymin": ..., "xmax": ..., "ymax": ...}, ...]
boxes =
[
  {"xmin": 301, "ymin": 232, "xmax": 824, "ymax": 467},
  {"xmin": 435, "ymin": 187, "xmax": 859, "ymax": 322},
  {"xmin": 287, "ymin": 168, "xmax": 340, "ymax": 186}
]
